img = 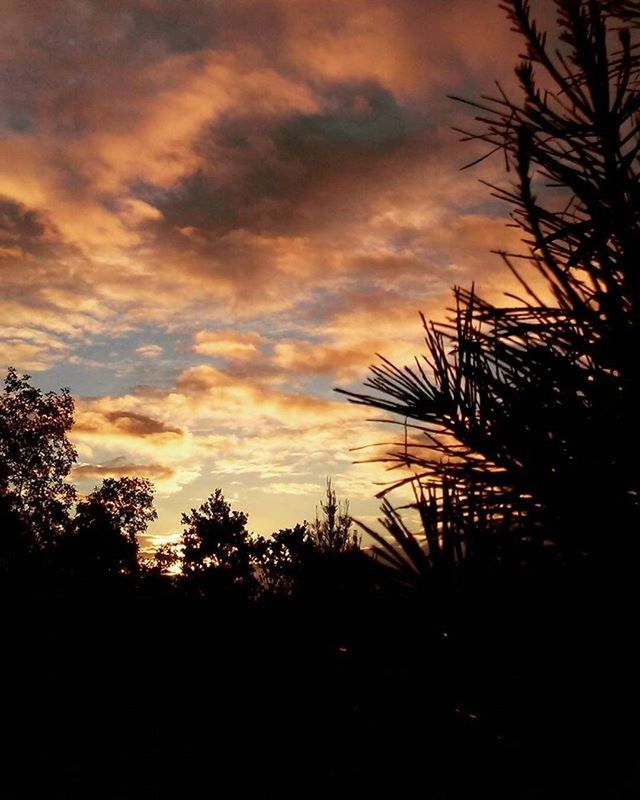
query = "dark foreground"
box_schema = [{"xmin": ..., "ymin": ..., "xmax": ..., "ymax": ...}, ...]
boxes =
[{"xmin": 3, "ymin": 560, "xmax": 640, "ymax": 800}]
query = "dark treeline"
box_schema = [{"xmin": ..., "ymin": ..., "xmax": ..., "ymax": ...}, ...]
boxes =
[
  {"xmin": 0, "ymin": 366, "xmax": 370, "ymax": 605},
  {"xmin": 0, "ymin": 368, "xmax": 399, "ymax": 799},
  {"xmin": 3, "ymin": 1, "xmax": 640, "ymax": 798}
]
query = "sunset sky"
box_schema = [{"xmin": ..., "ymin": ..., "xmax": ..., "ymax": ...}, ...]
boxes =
[{"xmin": 1, "ymin": 0, "xmax": 536, "ymax": 549}]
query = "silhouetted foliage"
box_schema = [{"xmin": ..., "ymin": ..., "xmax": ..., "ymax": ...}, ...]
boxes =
[
  {"xmin": 61, "ymin": 477, "xmax": 156, "ymax": 575},
  {"xmin": 3, "ymin": 6, "xmax": 640, "ymax": 796},
  {"xmin": 152, "ymin": 481, "xmax": 365, "ymax": 602},
  {"xmin": 87, "ymin": 476, "xmax": 157, "ymax": 542},
  {"xmin": 310, "ymin": 478, "xmax": 360, "ymax": 554},
  {"xmin": 253, "ymin": 522, "xmax": 314, "ymax": 596},
  {"xmin": 146, "ymin": 540, "xmax": 181, "ymax": 575},
  {"xmin": 0, "ymin": 492, "xmax": 31, "ymax": 575},
  {"xmin": 342, "ymin": 0, "xmax": 640, "ymax": 575},
  {"xmin": 180, "ymin": 488, "xmax": 260, "ymax": 599},
  {"xmin": 0, "ymin": 367, "xmax": 76, "ymax": 544}
]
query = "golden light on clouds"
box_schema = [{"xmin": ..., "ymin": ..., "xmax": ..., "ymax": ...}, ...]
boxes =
[{"xmin": 0, "ymin": 0, "xmax": 530, "ymax": 544}]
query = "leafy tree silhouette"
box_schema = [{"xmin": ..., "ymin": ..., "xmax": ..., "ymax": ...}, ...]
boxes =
[
  {"xmin": 0, "ymin": 493, "xmax": 31, "ymax": 575},
  {"xmin": 253, "ymin": 523, "xmax": 314, "ymax": 596},
  {"xmin": 180, "ymin": 488, "xmax": 259, "ymax": 599},
  {"xmin": 0, "ymin": 367, "xmax": 76, "ymax": 546},
  {"xmin": 62, "ymin": 477, "xmax": 156, "ymax": 575},
  {"xmin": 157, "ymin": 481, "xmax": 364, "ymax": 601},
  {"xmin": 341, "ymin": 0, "xmax": 640, "ymax": 575},
  {"xmin": 147, "ymin": 540, "xmax": 181, "ymax": 575}
]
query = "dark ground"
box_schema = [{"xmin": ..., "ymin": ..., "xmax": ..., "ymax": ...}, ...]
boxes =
[{"xmin": 3, "ymin": 560, "xmax": 640, "ymax": 800}]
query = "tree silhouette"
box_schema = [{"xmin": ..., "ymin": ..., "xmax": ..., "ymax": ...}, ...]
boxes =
[
  {"xmin": 0, "ymin": 493, "xmax": 31, "ymax": 575},
  {"xmin": 286, "ymin": 479, "xmax": 376, "ymax": 608},
  {"xmin": 63, "ymin": 477, "xmax": 156, "ymax": 575},
  {"xmin": 180, "ymin": 489, "xmax": 259, "ymax": 598},
  {"xmin": 163, "ymin": 482, "xmax": 362, "ymax": 600},
  {"xmin": 342, "ymin": 0, "xmax": 640, "ymax": 571},
  {"xmin": 0, "ymin": 367, "xmax": 76, "ymax": 545},
  {"xmin": 147, "ymin": 540, "xmax": 181, "ymax": 575},
  {"xmin": 253, "ymin": 523, "xmax": 314, "ymax": 596},
  {"xmin": 85, "ymin": 477, "xmax": 156, "ymax": 544},
  {"xmin": 310, "ymin": 478, "xmax": 360, "ymax": 554}
]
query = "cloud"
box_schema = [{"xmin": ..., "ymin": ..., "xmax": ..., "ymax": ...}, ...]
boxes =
[
  {"xmin": 72, "ymin": 399, "xmax": 200, "ymax": 497},
  {"xmin": 0, "ymin": 327, "xmax": 70, "ymax": 372},
  {"xmin": 193, "ymin": 330, "xmax": 266, "ymax": 360},
  {"xmin": 0, "ymin": 0, "xmax": 541, "ymax": 540},
  {"xmin": 0, "ymin": 196, "xmax": 115, "ymax": 371},
  {"xmin": 68, "ymin": 358, "xmax": 393, "ymax": 521},
  {"xmin": 72, "ymin": 462, "xmax": 176, "ymax": 483},
  {"xmin": 265, "ymin": 481, "xmax": 323, "ymax": 497},
  {"xmin": 0, "ymin": 0, "xmax": 521, "ymax": 328},
  {"xmin": 75, "ymin": 409, "xmax": 183, "ymax": 438},
  {"xmin": 136, "ymin": 344, "xmax": 164, "ymax": 359},
  {"xmin": 274, "ymin": 0, "xmax": 519, "ymax": 100},
  {"xmin": 272, "ymin": 339, "xmax": 372, "ymax": 381}
]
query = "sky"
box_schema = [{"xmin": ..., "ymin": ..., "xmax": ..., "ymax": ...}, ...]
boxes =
[{"xmin": 0, "ymin": 0, "xmax": 537, "ymax": 550}]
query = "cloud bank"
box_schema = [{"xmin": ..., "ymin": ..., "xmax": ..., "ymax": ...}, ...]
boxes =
[{"xmin": 1, "ymin": 0, "xmax": 532, "ymax": 542}]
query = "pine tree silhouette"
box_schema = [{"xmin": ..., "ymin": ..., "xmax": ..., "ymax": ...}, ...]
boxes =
[{"xmin": 341, "ymin": 0, "xmax": 640, "ymax": 575}]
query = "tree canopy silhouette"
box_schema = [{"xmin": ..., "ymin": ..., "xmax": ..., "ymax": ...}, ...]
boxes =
[
  {"xmin": 0, "ymin": 367, "xmax": 76, "ymax": 545},
  {"xmin": 63, "ymin": 477, "xmax": 156, "ymax": 575},
  {"xmin": 342, "ymin": 0, "xmax": 640, "ymax": 573},
  {"xmin": 153, "ymin": 480, "xmax": 364, "ymax": 600},
  {"xmin": 179, "ymin": 488, "xmax": 259, "ymax": 598},
  {"xmin": 253, "ymin": 523, "xmax": 314, "ymax": 596}
]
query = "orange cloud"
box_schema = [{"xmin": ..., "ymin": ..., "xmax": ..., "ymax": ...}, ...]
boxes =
[
  {"xmin": 72, "ymin": 462, "xmax": 176, "ymax": 483},
  {"xmin": 136, "ymin": 344, "xmax": 164, "ymax": 359},
  {"xmin": 193, "ymin": 330, "xmax": 267, "ymax": 360},
  {"xmin": 0, "ymin": 0, "xmax": 544, "ymax": 541}
]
